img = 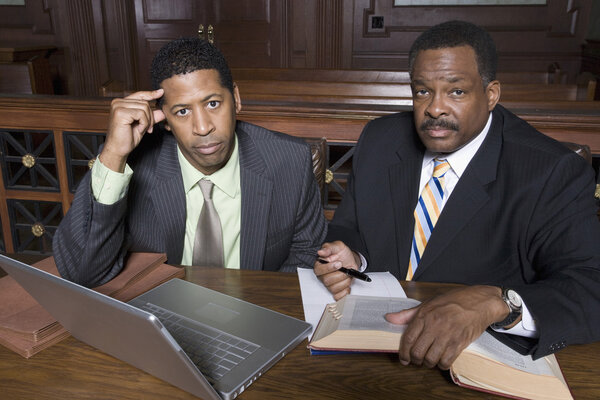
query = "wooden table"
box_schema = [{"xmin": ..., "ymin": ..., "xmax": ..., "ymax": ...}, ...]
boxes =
[{"xmin": 1, "ymin": 265, "xmax": 599, "ymax": 399}]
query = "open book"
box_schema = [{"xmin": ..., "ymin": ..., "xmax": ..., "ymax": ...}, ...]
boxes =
[
  {"xmin": 308, "ymin": 295, "xmax": 573, "ymax": 400},
  {"xmin": 0, "ymin": 253, "xmax": 184, "ymax": 358}
]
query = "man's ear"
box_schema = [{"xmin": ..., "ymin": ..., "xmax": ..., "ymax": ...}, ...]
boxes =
[
  {"xmin": 486, "ymin": 80, "xmax": 501, "ymax": 111},
  {"xmin": 163, "ymin": 119, "xmax": 171, "ymax": 131},
  {"xmin": 233, "ymin": 83, "xmax": 242, "ymax": 114}
]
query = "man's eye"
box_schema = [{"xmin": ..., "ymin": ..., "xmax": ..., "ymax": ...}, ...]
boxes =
[
  {"xmin": 207, "ymin": 101, "xmax": 220, "ymax": 109},
  {"xmin": 414, "ymin": 89, "xmax": 428, "ymax": 97},
  {"xmin": 175, "ymin": 108, "xmax": 190, "ymax": 116},
  {"xmin": 452, "ymin": 89, "xmax": 465, "ymax": 96}
]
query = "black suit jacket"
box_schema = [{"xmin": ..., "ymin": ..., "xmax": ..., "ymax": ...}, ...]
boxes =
[
  {"xmin": 54, "ymin": 121, "xmax": 327, "ymax": 286},
  {"xmin": 327, "ymin": 105, "xmax": 600, "ymax": 358}
]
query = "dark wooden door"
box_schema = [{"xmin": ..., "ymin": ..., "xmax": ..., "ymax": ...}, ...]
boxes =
[
  {"xmin": 211, "ymin": 0, "xmax": 285, "ymax": 68},
  {"xmin": 133, "ymin": 0, "xmax": 285, "ymax": 90}
]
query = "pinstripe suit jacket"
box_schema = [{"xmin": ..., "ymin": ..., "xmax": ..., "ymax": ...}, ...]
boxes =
[
  {"xmin": 327, "ymin": 105, "xmax": 600, "ymax": 358},
  {"xmin": 53, "ymin": 121, "xmax": 327, "ymax": 286}
]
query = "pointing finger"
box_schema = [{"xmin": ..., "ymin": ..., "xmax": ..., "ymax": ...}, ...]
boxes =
[{"xmin": 124, "ymin": 88, "xmax": 164, "ymax": 102}]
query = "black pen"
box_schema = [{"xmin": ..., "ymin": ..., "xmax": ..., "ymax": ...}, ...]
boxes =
[{"xmin": 317, "ymin": 258, "xmax": 372, "ymax": 282}]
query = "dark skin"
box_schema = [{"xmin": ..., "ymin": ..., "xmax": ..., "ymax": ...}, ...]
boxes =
[
  {"xmin": 315, "ymin": 45, "xmax": 511, "ymax": 370},
  {"xmin": 99, "ymin": 69, "xmax": 241, "ymax": 176}
]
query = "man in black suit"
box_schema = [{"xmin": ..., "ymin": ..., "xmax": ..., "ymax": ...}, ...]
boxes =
[
  {"xmin": 315, "ymin": 21, "xmax": 600, "ymax": 368},
  {"xmin": 53, "ymin": 38, "xmax": 326, "ymax": 286}
]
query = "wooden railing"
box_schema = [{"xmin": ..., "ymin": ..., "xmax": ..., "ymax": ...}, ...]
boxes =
[{"xmin": 0, "ymin": 94, "xmax": 598, "ymax": 254}]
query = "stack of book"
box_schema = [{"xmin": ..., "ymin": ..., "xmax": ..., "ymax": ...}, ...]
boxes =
[{"xmin": 0, "ymin": 253, "xmax": 184, "ymax": 358}]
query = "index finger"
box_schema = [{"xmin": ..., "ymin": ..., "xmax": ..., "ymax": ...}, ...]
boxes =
[
  {"xmin": 124, "ymin": 88, "xmax": 164, "ymax": 101},
  {"xmin": 314, "ymin": 259, "xmax": 343, "ymax": 276}
]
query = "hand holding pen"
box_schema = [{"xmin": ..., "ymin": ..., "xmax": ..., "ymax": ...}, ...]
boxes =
[
  {"xmin": 315, "ymin": 241, "xmax": 369, "ymax": 300},
  {"xmin": 317, "ymin": 258, "xmax": 372, "ymax": 282}
]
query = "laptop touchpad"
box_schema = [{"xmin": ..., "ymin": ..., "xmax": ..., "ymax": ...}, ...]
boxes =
[{"xmin": 195, "ymin": 302, "xmax": 240, "ymax": 324}]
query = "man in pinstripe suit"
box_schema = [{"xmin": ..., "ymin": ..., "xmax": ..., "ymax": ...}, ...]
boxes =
[{"xmin": 53, "ymin": 38, "xmax": 326, "ymax": 287}]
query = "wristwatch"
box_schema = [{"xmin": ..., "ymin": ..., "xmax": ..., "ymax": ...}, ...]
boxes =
[{"xmin": 490, "ymin": 287, "xmax": 523, "ymax": 329}]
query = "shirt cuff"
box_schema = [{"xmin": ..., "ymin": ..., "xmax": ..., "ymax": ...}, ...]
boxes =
[
  {"xmin": 357, "ymin": 252, "xmax": 368, "ymax": 272},
  {"xmin": 491, "ymin": 299, "xmax": 539, "ymax": 338},
  {"xmin": 91, "ymin": 157, "xmax": 133, "ymax": 204}
]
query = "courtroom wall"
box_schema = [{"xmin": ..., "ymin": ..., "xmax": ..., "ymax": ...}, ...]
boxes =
[{"xmin": 0, "ymin": 0, "xmax": 595, "ymax": 96}]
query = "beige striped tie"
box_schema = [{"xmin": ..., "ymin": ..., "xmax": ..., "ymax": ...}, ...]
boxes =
[{"xmin": 192, "ymin": 179, "xmax": 224, "ymax": 268}]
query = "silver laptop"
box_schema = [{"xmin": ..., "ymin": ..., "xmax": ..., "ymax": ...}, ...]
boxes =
[{"xmin": 0, "ymin": 255, "xmax": 311, "ymax": 400}]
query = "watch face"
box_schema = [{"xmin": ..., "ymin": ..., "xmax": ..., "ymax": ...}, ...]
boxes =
[{"xmin": 506, "ymin": 289, "xmax": 522, "ymax": 308}]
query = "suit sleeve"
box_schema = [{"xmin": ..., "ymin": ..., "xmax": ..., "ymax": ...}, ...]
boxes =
[
  {"xmin": 52, "ymin": 171, "xmax": 129, "ymax": 287},
  {"xmin": 278, "ymin": 145, "xmax": 327, "ymax": 272},
  {"xmin": 325, "ymin": 121, "xmax": 372, "ymax": 258},
  {"xmin": 514, "ymin": 152, "xmax": 600, "ymax": 358}
]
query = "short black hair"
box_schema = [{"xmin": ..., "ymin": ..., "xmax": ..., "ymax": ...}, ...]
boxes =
[
  {"xmin": 150, "ymin": 38, "xmax": 234, "ymax": 105},
  {"xmin": 408, "ymin": 20, "xmax": 497, "ymax": 88}
]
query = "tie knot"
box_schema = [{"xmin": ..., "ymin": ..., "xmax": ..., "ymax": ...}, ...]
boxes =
[
  {"xmin": 198, "ymin": 179, "xmax": 214, "ymax": 200},
  {"xmin": 432, "ymin": 159, "xmax": 450, "ymax": 178}
]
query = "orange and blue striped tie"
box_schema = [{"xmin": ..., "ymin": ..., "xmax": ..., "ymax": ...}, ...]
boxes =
[{"xmin": 406, "ymin": 159, "xmax": 450, "ymax": 280}]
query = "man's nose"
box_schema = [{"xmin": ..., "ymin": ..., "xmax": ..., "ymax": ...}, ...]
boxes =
[
  {"xmin": 193, "ymin": 109, "xmax": 214, "ymax": 136},
  {"xmin": 425, "ymin": 93, "xmax": 449, "ymax": 119}
]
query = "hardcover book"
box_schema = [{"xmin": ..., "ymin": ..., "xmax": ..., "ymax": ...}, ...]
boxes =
[
  {"xmin": 0, "ymin": 253, "xmax": 184, "ymax": 358},
  {"xmin": 308, "ymin": 295, "xmax": 572, "ymax": 400}
]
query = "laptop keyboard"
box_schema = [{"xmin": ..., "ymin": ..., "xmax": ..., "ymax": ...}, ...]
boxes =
[{"xmin": 140, "ymin": 302, "xmax": 260, "ymax": 382}]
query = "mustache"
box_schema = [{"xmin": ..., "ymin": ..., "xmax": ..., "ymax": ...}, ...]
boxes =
[{"xmin": 420, "ymin": 118, "xmax": 459, "ymax": 132}]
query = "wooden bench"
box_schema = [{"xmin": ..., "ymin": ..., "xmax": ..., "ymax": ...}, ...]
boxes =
[
  {"xmin": 0, "ymin": 46, "xmax": 55, "ymax": 95},
  {"xmin": 232, "ymin": 68, "xmax": 596, "ymax": 103},
  {"xmin": 0, "ymin": 94, "xmax": 598, "ymax": 254},
  {"xmin": 237, "ymin": 80, "xmax": 596, "ymax": 108},
  {"xmin": 102, "ymin": 67, "xmax": 597, "ymax": 103},
  {"xmin": 0, "ymin": 58, "xmax": 53, "ymax": 95},
  {"xmin": 232, "ymin": 68, "xmax": 567, "ymax": 85}
]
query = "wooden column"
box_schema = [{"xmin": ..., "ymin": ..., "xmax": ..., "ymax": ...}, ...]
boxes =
[
  {"xmin": 64, "ymin": 0, "xmax": 102, "ymax": 96},
  {"xmin": 316, "ymin": 0, "xmax": 344, "ymax": 69}
]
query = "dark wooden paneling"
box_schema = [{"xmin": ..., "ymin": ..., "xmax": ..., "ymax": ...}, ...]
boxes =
[
  {"xmin": 350, "ymin": 0, "xmax": 592, "ymax": 81},
  {"xmin": 132, "ymin": 0, "xmax": 286, "ymax": 90},
  {"xmin": 1, "ymin": 0, "xmax": 597, "ymax": 96},
  {"xmin": 145, "ymin": 0, "xmax": 193, "ymax": 20},
  {"xmin": 288, "ymin": 0, "xmax": 312, "ymax": 68},
  {"xmin": 0, "ymin": 0, "xmax": 53, "ymax": 35},
  {"xmin": 133, "ymin": 0, "xmax": 204, "ymax": 90}
]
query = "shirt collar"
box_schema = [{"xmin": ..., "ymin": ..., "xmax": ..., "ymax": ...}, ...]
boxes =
[
  {"xmin": 178, "ymin": 134, "xmax": 240, "ymax": 198},
  {"xmin": 423, "ymin": 112, "xmax": 492, "ymax": 179}
]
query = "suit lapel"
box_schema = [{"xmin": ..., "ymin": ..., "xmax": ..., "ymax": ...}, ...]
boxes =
[
  {"xmin": 390, "ymin": 132, "xmax": 423, "ymax": 279},
  {"xmin": 238, "ymin": 126, "xmax": 273, "ymax": 270},
  {"xmin": 413, "ymin": 110, "xmax": 503, "ymax": 279},
  {"xmin": 150, "ymin": 134, "xmax": 186, "ymax": 263}
]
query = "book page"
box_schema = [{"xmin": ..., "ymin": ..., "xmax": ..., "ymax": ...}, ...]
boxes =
[
  {"xmin": 339, "ymin": 296, "xmax": 421, "ymax": 332},
  {"xmin": 297, "ymin": 268, "xmax": 406, "ymax": 339},
  {"xmin": 467, "ymin": 331, "xmax": 554, "ymax": 376}
]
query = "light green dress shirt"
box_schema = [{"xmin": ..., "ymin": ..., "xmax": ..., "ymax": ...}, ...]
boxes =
[{"xmin": 90, "ymin": 136, "xmax": 242, "ymax": 269}]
